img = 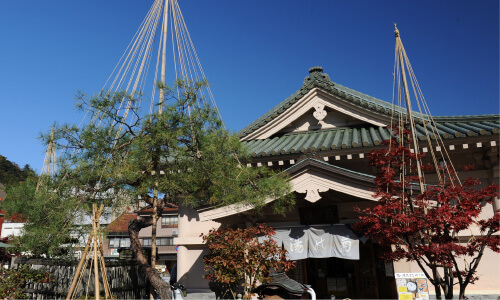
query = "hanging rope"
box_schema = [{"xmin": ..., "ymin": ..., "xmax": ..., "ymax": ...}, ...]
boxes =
[
  {"xmin": 40, "ymin": 3, "xmax": 230, "ymax": 296},
  {"xmin": 49, "ymin": 2, "xmax": 230, "ymax": 298},
  {"xmin": 391, "ymin": 24, "xmax": 463, "ymax": 214}
]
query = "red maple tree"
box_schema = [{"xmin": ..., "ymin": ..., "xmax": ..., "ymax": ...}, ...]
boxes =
[
  {"xmin": 201, "ymin": 224, "xmax": 295, "ymax": 299},
  {"xmin": 354, "ymin": 127, "xmax": 499, "ymax": 299}
]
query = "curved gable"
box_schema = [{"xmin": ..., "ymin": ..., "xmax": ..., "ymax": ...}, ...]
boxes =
[
  {"xmin": 239, "ymin": 67, "xmax": 395, "ymax": 140},
  {"xmin": 198, "ymin": 158, "xmax": 376, "ymax": 221},
  {"xmin": 239, "ymin": 67, "xmax": 499, "ymax": 142}
]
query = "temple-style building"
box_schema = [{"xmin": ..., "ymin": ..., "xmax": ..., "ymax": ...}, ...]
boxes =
[{"xmin": 175, "ymin": 67, "xmax": 499, "ymax": 298}]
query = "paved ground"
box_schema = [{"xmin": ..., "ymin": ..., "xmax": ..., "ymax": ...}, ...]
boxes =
[{"xmin": 183, "ymin": 292, "xmax": 216, "ymax": 300}]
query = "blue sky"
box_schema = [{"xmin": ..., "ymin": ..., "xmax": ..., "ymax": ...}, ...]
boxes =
[{"xmin": 0, "ymin": 0, "xmax": 498, "ymax": 172}]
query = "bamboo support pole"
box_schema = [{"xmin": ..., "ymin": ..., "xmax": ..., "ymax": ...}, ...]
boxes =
[
  {"xmin": 93, "ymin": 205, "xmax": 100, "ymax": 300},
  {"xmin": 150, "ymin": 3, "xmax": 168, "ymax": 297},
  {"xmin": 66, "ymin": 232, "xmax": 92, "ymax": 299},
  {"xmin": 158, "ymin": 0, "xmax": 169, "ymax": 112},
  {"xmin": 395, "ymin": 26, "xmax": 425, "ymax": 196},
  {"xmin": 66, "ymin": 205, "xmax": 104, "ymax": 300},
  {"xmin": 98, "ymin": 232, "xmax": 111, "ymax": 299}
]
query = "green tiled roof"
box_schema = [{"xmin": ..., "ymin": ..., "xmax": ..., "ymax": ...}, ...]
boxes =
[
  {"xmin": 238, "ymin": 66, "xmax": 500, "ymax": 138},
  {"xmin": 242, "ymin": 121, "xmax": 500, "ymax": 158}
]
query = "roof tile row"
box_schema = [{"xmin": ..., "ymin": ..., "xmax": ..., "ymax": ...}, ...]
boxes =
[
  {"xmin": 243, "ymin": 120, "xmax": 499, "ymax": 157},
  {"xmin": 239, "ymin": 67, "xmax": 499, "ymax": 138}
]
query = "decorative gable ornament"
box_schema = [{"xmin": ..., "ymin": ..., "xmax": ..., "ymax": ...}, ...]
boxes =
[
  {"xmin": 296, "ymin": 184, "xmax": 329, "ymax": 203},
  {"xmin": 239, "ymin": 66, "xmax": 394, "ymax": 140},
  {"xmin": 313, "ymin": 103, "xmax": 327, "ymax": 124},
  {"xmin": 304, "ymin": 66, "xmax": 332, "ymax": 86}
]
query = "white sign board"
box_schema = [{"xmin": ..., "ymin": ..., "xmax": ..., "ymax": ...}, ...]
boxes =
[{"xmin": 395, "ymin": 273, "xmax": 429, "ymax": 300}]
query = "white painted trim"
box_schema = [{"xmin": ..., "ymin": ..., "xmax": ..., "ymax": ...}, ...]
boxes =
[
  {"xmin": 198, "ymin": 167, "xmax": 375, "ymax": 221},
  {"xmin": 198, "ymin": 199, "xmax": 274, "ymax": 222},
  {"xmin": 173, "ymin": 236, "xmax": 204, "ymax": 245},
  {"xmin": 293, "ymin": 171, "xmax": 374, "ymax": 202}
]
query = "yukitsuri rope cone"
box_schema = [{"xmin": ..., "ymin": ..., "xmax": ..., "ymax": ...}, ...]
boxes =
[{"xmin": 66, "ymin": 204, "xmax": 113, "ymax": 300}]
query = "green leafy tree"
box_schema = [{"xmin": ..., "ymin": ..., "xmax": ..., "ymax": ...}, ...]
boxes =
[
  {"xmin": 2, "ymin": 177, "xmax": 82, "ymax": 258},
  {"xmin": 0, "ymin": 156, "xmax": 36, "ymax": 187},
  {"xmin": 4, "ymin": 80, "xmax": 292, "ymax": 299},
  {"xmin": 202, "ymin": 224, "xmax": 295, "ymax": 299}
]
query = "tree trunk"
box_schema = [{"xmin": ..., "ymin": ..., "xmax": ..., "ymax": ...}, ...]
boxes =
[
  {"xmin": 443, "ymin": 285, "xmax": 453, "ymax": 300},
  {"xmin": 443, "ymin": 267, "xmax": 454, "ymax": 299},
  {"xmin": 129, "ymin": 215, "xmax": 171, "ymax": 300},
  {"xmin": 458, "ymin": 286, "xmax": 467, "ymax": 300},
  {"xmin": 433, "ymin": 283, "xmax": 442, "ymax": 299},
  {"xmin": 455, "ymin": 233, "xmax": 491, "ymax": 300},
  {"xmin": 431, "ymin": 267, "xmax": 442, "ymax": 299}
]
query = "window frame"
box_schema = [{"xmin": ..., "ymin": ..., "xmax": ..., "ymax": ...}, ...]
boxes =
[
  {"xmin": 109, "ymin": 236, "xmax": 131, "ymax": 248},
  {"xmin": 161, "ymin": 215, "xmax": 178, "ymax": 228}
]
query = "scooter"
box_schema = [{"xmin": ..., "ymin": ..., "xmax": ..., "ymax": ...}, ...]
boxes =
[{"xmin": 171, "ymin": 282, "xmax": 185, "ymax": 300}]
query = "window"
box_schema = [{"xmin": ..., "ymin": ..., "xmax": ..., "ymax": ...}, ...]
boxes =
[
  {"xmin": 142, "ymin": 237, "xmax": 174, "ymax": 246},
  {"xmin": 109, "ymin": 237, "xmax": 119, "ymax": 248},
  {"xmin": 157, "ymin": 237, "xmax": 174, "ymax": 246},
  {"xmin": 161, "ymin": 215, "xmax": 178, "ymax": 228},
  {"xmin": 109, "ymin": 237, "xmax": 131, "ymax": 248},
  {"xmin": 121, "ymin": 238, "xmax": 130, "ymax": 247}
]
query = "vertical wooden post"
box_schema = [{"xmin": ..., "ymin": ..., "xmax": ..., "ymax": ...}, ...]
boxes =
[
  {"xmin": 395, "ymin": 26, "xmax": 425, "ymax": 196},
  {"xmin": 98, "ymin": 232, "xmax": 111, "ymax": 299},
  {"xmin": 95, "ymin": 204, "xmax": 111, "ymax": 300},
  {"xmin": 66, "ymin": 218, "xmax": 94, "ymax": 299},
  {"xmin": 158, "ymin": 0, "xmax": 169, "ymax": 113},
  {"xmin": 150, "ymin": 1, "xmax": 169, "ymax": 299},
  {"xmin": 67, "ymin": 204, "xmax": 110, "ymax": 300},
  {"xmin": 93, "ymin": 204, "xmax": 100, "ymax": 300},
  {"xmin": 151, "ymin": 188, "xmax": 159, "ymax": 300}
]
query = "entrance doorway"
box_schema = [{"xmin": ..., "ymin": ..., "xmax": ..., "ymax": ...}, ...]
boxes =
[
  {"xmin": 306, "ymin": 257, "xmax": 357, "ymax": 298},
  {"xmin": 286, "ymin": 242, "xmax": 396, "ymax": 299}
]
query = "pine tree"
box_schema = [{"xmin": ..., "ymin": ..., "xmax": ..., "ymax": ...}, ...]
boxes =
[{"xmin": 3, "ymin": 80, "xmax": 292, "ymax": 299}]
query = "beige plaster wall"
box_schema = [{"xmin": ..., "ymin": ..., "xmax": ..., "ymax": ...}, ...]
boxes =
[
  {"xmin": 394, "ymin": 247, "xmax": 500, "ymax": 295},
  {"xmin": 175, "ymin": 205, "xmax": 220, "ymax": 292},
  {"xmin": 138, "ymin": 218, "xmax": 178, "ymax": 238},
  {"xmin": 177, "ymin": 245, "xmax": 210, "ymax": 291},
  {"xmin": 173, "ymin": 144, "xmax": 499, "ymax": 294}
]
